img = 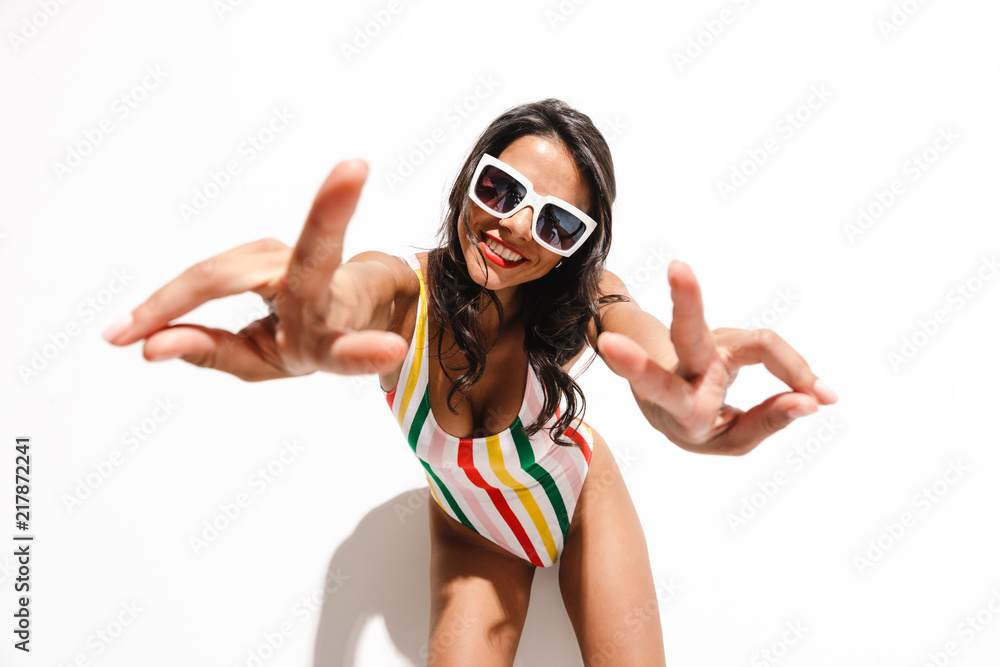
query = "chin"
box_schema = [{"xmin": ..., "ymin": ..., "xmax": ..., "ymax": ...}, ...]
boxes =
[{"xmin": 464, "ymin": 254, "xmax": 499, "ymax": 290}]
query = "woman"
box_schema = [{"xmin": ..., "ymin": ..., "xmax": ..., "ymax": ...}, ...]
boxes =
[{"xmin": 102, "ymin": 99, "xmax": 837, "ymax": 664}]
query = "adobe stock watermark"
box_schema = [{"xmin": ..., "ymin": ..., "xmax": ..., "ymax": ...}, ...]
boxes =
[
  {"xmin": 7, "ymin": 0, "xmax": 75, "ymax": 53},
  {"xmin": 213, "ymin": 0, "xmax": 250, "ymax": 20},
  {"xmin": 230, "ymin": 568, "xmax": 351, "ymax": 666},
  {"xmin": 178, "ymin": 106, "xmax": 294, "ymax": 223},
  {"xmin": 188, "ymin": 438, "xmax": 305, "ymax": 556},
  {"xmin": 671, "ymin": 0, "xmax": 757, "ymax": 73},
  {"xmin": 750, "ymin": 620, "xmax": 808, "ymax": 667},
  {"xmin": 393, "ymin": 487, "xmax": 430, "ymax": 524},
  {"xmin": 232, "ymin": 297, "xmax": 271, "ymax": 334},
  {"xmin": 877, "ymin": 0, "xmax": 932, "ymax": 40},
  {"xmin": 18, "ymin": 268, "xmax": 135, "ymax": 385},
  {"xmin": 887, "ymin": 254, "xmax": 997, "ymax": 372},
  {"xmin": 544, "ymin": 0, "xmax": 591, "ymax": 31},
  {"xmin": 739, "ymin": 287, "xmax": 798, "ymax": 330},
  {"xmin": 422, "ymin": 610, "xmax": 478, "ymax": 664},
  {"xmin": 383, "ymin": 75, "xmax": 501, "ymax": 192},
  {"xmin": 340, "ymin": 0, "xmax": 415, "ymax": 63},
  {"xmin": 716, "ymin": 84, "xmax": 833, "ymax": 202},
  {"xmin": 579, "ymin": 577, "xmax": 682, "ymax": 667},
  {"xmin": 853, "ymin": 459, "xmax": 970, "ymax": 575},
  {"xmin": 61, "ymin": 397, "xmax": 179, "ymax": 513},
  {"xmin": 599, "ymin": 115, "xmax": 628, "ymax": 145},
  {"xmin": 910, "ymin": 587, "xmax": 1000, "ymax": 667},
  {"xmin": 56, "ymin": 601, "xmax": 144, "ymax": 666},
  {"xmin": 51, "ymin": 65, "xmax": 168, "ymax": 183},
  {"xmin": 843, "ymin": 125, "xmax": 959, "ymax": 244},
  {"xmin": 726, "ymin": 415, "xmax": 843, "ymax": 534},
  {"xmin": 614, "ymin": 245, "xmax": 674, "ymax": 296}
]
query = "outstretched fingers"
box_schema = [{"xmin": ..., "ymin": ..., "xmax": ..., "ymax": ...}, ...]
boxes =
[
  {"xmin": 284, "ymin": 159, "xmax": 369, "ymax": 308},
  {"xmin": 711, "ymin": 391, "xmax": 819, "ymax": 456},
  {"xmin": 141, "ymin": 322, "xmax": 290, "ymax": 382},
  {"xmin": 668, "ymin": 260, "xmax": 715, "ymax": 380},
  {"xmin": 716, "ymin": 328, "xmax": 839, "ymax": 406},
  {"xmin": 597, "ymin": 331, "xmax": 691, "ymax": 414},
  {"xmin": 327, "ymin": 330, "xmax": 409, "ymax": 376},
  {"xmin": 103, "ymin": 238, "xmax": 290, "ymax": 347}
]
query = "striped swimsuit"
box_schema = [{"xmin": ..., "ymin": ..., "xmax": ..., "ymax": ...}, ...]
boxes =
[{"xmin": 383, "ymin": 253, "xmax": 594, "ymax": 567}]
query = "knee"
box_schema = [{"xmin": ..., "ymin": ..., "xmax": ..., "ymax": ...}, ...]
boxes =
[{"xmin": 425, "ymin": 608, "xmax": 521, "ymax": 665}]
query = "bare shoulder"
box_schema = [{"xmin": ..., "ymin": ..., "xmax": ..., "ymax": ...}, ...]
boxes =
[
  {"xmin": 561, "ymin": 268, "xmax": 636, "ymax": 371},
  {"xmin": 346, "ymin": 250, "xmax": 421, "ymax": 298},
  {"xmin": 345, "ymin": 250, "xmax": 422, "ymax": 337},
  {"xmin": 583, "ymin": 268, "xmax": 639, "ymax": 348}
]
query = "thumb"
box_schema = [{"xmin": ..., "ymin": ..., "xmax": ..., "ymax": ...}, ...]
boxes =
[
  {"xmin": 326, "ymin": 330, "xmax": 409, "ymax": 375},
  {"xmin": 718, "ymin": 392, "xmax": 819, "ymax": 454},
  {"xmin": 141, "ymin": 324, "xmax": 291, "ymax": 382},
  {"xmin": 596, "ymin": 331, "xmax": 648, "ymax": 379}
]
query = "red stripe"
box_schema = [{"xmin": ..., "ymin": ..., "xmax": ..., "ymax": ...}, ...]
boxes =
[
  {"xmin": 457, "ymin": 438, "xmax": 543, "ymax": 567},
  {"xmin": 555, "ymin": 405, "xmax": 593, "ymax": 463},
  {"xmin": 385, "ymin": 386, "xmax": 397, "ymax": 408},
  {"xmin": 565, "ymin": 422, "xmax": 593, "ymax": 464}
]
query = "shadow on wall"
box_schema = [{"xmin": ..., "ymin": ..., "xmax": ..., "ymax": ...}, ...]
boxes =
[{"xmin": 312, "ymin": 487, "xmax": 582, "ymax": 666}]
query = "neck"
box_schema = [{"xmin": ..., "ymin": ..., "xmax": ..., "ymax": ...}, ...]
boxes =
[{"xmin": 481, "ymin": 284, "xmax": 522, "ymax": 330}]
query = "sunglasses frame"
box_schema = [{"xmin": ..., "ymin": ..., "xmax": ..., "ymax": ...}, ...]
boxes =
[{"xmin": 467, "ymin": 154, "xmax": 598, "ymax": 258}]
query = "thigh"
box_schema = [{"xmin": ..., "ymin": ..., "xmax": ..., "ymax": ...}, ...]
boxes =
[
  {"xmin": 426, "ymin": 498, "xmax": 537, "ymax": 666},
  {"xmin": 558, "ymin": 427, "xmax": 667, "ymax": 666}
]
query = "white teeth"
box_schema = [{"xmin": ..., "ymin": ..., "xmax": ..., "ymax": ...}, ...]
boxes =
[{"xmin": 485, "ymin": 237, "xmax": 523, "ymax": 262}]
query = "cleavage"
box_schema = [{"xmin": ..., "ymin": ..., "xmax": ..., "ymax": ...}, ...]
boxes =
[{"xmin": 427, "ymin": 324, "xmax": 528, "ymax": 439}]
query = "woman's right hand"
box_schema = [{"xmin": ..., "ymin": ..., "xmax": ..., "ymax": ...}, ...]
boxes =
[{"xmin": 101, "ymin": 159, "xmax": 409, "ymax": 381}]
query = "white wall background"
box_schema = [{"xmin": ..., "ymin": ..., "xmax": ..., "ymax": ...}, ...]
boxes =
[{"xmin": 2, "ymin": 0, "xmax": 999, "ymax": 665}]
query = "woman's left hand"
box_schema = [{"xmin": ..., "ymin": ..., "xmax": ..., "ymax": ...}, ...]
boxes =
[{"xmin": 596, "ymin": 261, "xmax": 838, "ymax": 456}]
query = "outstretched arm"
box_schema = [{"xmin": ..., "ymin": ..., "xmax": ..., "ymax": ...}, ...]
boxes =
[
  {"xmin": 102, "ymin": 159, "xmax": 416, "ymax": 381},
  {"xmin": 589, "ymin": 261, "xmax": 838, "ymax": 456}
]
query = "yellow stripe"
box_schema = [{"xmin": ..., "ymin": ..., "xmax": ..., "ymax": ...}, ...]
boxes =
[
  {"xmin": 397, "ymin": 267, "xmax": 427, "ymax": 427},
  {"xmin": 425, "ymin": 471, "xmax": 444, "ymax": 509},
  {"xmin": 486, "ymin": 433, "xmax": 558, "ymax": 563}
]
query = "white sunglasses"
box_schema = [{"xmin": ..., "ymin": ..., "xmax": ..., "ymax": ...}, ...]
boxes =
[{"xmin": 467, "ymin": 154, "xmax": 598, "ymax": 257}]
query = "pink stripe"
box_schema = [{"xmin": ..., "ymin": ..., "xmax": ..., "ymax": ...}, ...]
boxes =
[
  {"xmin": 546, "ymin": 434, "xmax": 586, "ymax": 499},
  {"xmin": 523, "ymin": 369, "xmax": 587, "ymax": 509},
  {"xmin": 426, "ymin": 425, "xmax": 510, "ymax": 549}
]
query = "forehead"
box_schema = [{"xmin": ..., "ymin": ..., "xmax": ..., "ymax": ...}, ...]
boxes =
[{"xmin": 495, "ymin": 136, "xmax": 591, "ymax": 212}]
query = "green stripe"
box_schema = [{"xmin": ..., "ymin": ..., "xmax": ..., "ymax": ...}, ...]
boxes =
[
  {"xmin": 406, "ymin": 389, "xmax": 431, "ymax": 453},
  {"xmin": 511, "ymin": 416, "xmax": 571, "ymax": 542},
  {"xmin": 410, "ymin": 389, "xmax": 476, "ymax": 531},
  {"xmin": 420, "ymin": 460, "xmax": 475, "ymax": 531}
]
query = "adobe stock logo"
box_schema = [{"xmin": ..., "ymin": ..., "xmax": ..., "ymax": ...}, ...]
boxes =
[
  {"xmin": 178, "ymin": 107, "xmax": 294, "ymax": 223},
  {"xmin": 843, "ymin": 126, "xmax": 959, "ymax": 244},
  {"xmin": 383, "ymin": 75, "xmax": 501, "ymax": 192},
  {"xmin": 853, "ymin": 459, "xmax": 970, "ymax": 575},
  {"xmin": 7, "ymin": 0, "xmax": 75, "ymax": 53},
  {"xmin": 19, "ymin": 269, "xmax": 135, "ymax": 384},
  {"xmin": 51, "ymin": 66, "xmax": 168, "ymax": 183},
  {"xmin": 715, "ymin": 84, "xmax": 833, "ymax": 202},
  {"xmin": 886, "ymin": 254, "xmax": 997, "ymax": 372}
]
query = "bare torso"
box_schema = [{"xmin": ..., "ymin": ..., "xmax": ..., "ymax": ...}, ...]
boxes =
[{"xmin": 378, "ymin": 251, "xmax": 589, "ymax": 438}]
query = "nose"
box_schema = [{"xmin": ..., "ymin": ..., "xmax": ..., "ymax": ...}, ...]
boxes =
[{"xmin": 499, "ymin": 206, "xmax": 533, "ymax": 241}]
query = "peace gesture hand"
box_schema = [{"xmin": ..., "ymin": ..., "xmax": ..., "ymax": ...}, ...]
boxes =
[
  {"xmin": 102, "ymin": 160, "xmax": 408, "ymax": 381},
  {"xmin": 597, "ymin": 261, "xmax": 838, "ymax": 456}
]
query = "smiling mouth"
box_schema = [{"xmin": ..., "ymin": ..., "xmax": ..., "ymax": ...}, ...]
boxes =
[{"xmin": 479, "ymin": 232, "xmax": 527, "ymax": 267}]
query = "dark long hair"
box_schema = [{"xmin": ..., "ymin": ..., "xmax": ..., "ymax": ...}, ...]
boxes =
[{"xmin": 426, "ymin": 98, "xmax": 628, "ymax": 446}]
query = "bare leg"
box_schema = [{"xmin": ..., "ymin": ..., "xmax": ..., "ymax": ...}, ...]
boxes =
[
  {"xmin": 426, "ymin": 498, "xmax": 537, "ymax": 666},
  {"xmin": 558, "ymin": 428, "xmax": 667, "ymax": 666}
]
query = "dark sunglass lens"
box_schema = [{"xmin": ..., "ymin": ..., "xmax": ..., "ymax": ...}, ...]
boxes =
[
  {"xmin": 475, "ymin": 165, "xmax": 526, "ymax": 214},
  {"xmin": 537, "ymin": 205, "xmax": 586, "ymax": 251}
]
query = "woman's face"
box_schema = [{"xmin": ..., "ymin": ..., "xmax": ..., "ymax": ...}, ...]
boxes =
[{"xmin": 459, "ymin": 135, "xmax": 592, "ymax": 294}]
